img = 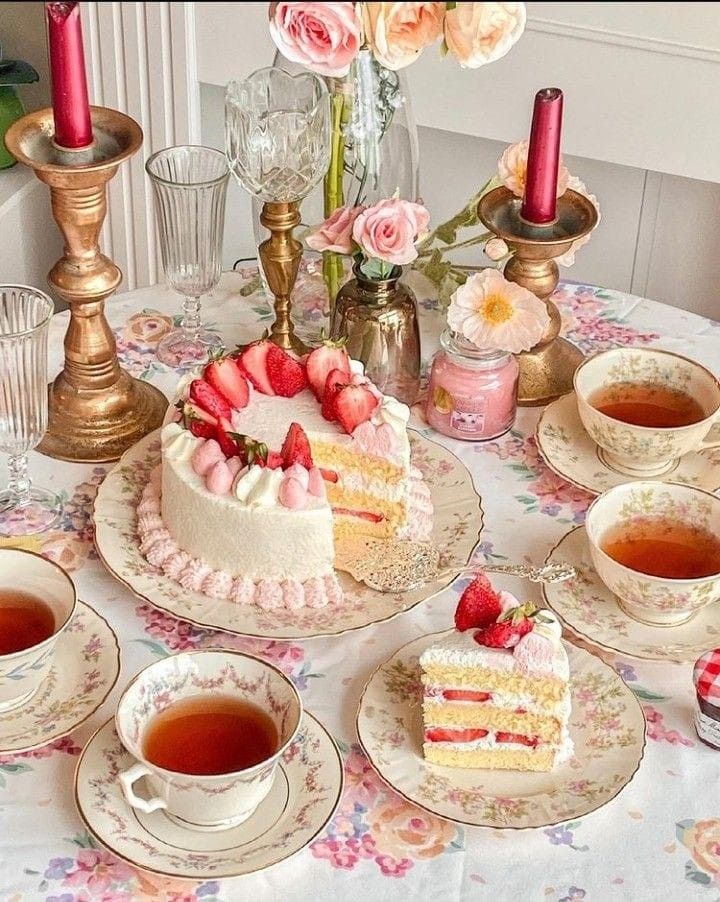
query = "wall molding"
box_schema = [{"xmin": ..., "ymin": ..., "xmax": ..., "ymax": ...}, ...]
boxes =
[{"xmin": 528, "ymin": 17, "xmax": 720, "ymax": 64}]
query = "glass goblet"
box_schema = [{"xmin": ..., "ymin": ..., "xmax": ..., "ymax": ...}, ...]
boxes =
[
  {"xmin": 0, "ymin": 285, "xmax": 63, "ymax": 536},
  {"xmin": 145, "ymin": 145, "xmax": 230, "ymax": 369}
]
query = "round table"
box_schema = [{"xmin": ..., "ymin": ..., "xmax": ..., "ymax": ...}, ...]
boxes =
[{"xmin": 1, "ymin": 268, "xmax": 719, "ymax": 902}]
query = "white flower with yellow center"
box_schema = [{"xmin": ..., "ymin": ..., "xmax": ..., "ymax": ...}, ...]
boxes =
[{"xmin": 447, "ymin": 269, "xmax": 550, "ymax": 354}]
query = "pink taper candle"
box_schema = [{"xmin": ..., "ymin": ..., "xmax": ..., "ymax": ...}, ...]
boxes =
[
  {"xmin": 521, "ymin": 88, "xmax": 563, "ymax": 224},
  {"xmin": 46, "ymin": 2, "xmax": 93, "ymax": 148}
]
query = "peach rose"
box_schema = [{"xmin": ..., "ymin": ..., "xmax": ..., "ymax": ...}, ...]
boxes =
[
  {"xmin": 484, "ymin": 236, "xmax": 510, "ymax": 261},
  {"xmin": 680, "ymin": 818, "xmax": 720, "ymax": 874},
  {"xmin": 498, "ymin": 140, "xmax": 570, "ymax": 199},
  {"xmin": 370, "ymin": 798, "xmax": 456, "ymax": 860},
  {"xmin": 269, "ymin": 1, "xmax": 361, "ymax": 77},
  {"xmin": 363, "ymin": 2, "xmax": 445, "ymax": 71},
  {"xmin": 352, "ymin": 198, "xmax": 430, "ymax": 266},
  {"xmin": 124, "ymin": 311, "xmax": 174, "ymax": 346},
  {"xmin": 306, "ymin": 204, "xmax": 365, "ymax": 254},
  {"xmin": 555, "ymin": 175, "xmax": 601, "ymax": 267},
  {"xmin": 444, "ymin": 2, "xmax": 526, "ymax": 68}
]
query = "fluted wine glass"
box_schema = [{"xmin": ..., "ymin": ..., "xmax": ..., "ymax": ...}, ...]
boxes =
[
  {"xmin": 0, "ymin": 286, "xmax": 62, "ymax": 536},
  {"xmin": 146, "ymin": 145, "xmax": 230, "ymax": 368}
]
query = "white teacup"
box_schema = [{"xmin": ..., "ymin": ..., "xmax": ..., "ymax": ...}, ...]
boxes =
[
  {"xmin": 115, "ymin": 649, "xmax": 302, "ymax": 831},
  {"xmin": 574, "ymin": 347, "xmax": 720, "ymax": 476},
  {"xmin": 0, "ymin": 549, "xmax": 77, "ymax": 712},
  {"xmin": 586, "ymin": 481, "xmax": 720, "ymax": 626}
]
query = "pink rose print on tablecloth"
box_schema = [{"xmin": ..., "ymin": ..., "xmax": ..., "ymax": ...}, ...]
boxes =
[
  {"xmin": 483, "ymin": 431, "xmax": 592, "ymax": 523},
  {"xmin": 0, "ymin": 736, "xmax": 80, "ymax": 786},
  {"xmin": 554, "ymin": 284, "xmax": 659, "ymax": 353},
  {"xmin": 311, "ymin": 742, "xmax": 463, "ymax": 878}
]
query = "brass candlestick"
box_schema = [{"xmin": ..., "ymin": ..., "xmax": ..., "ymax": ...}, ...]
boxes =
[
  {"xmin": 5, "ymin": 106, "xmax": 167, "ymax": 462},
  {"xmin": 258, "ymin": 201, "xmax": 308, "ymax": 356},
  {"xmin": 478, "ymin": 186, "xmax": 598, "ymax": 407}
]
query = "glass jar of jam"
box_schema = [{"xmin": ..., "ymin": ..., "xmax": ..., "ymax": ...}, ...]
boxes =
[
  {"xmin": 425, "ymin": 329, "xmax": 519, "ymax": 441},
  {"xmin": 693, "ymin": 648, "xmax": 720, "ymax": 750}
]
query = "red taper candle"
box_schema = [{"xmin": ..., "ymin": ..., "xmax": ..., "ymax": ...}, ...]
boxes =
[
  {"xmin": 521, "ymin": 87, "xmax": 563, "ymax": 224},
  {"xmin": 46, "ymin": 2, "xmax": 93, "ymax": 148}
]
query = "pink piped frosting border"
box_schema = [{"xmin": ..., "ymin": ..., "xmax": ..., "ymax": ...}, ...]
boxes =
[{"xmin": 135, "ymin": 470, "xmax": 341, "ymax": 610}]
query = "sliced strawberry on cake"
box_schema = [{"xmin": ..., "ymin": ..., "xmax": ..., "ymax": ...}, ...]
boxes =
[
  {"xmin": 205, "ymin": 355, "xmax": 249, "ymax": 410},
  {"xmin": 306, "ymin": 338, "xmax": 350, "ymax": 400},
  {"xmin": 266, "ymin": 345, "xmax": 307, "ymax": 397}
]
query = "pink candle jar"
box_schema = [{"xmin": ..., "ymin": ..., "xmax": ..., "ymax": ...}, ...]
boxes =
[{"xmin": 426, "ymin": 330, "xmax": 519, "ymax": 441}]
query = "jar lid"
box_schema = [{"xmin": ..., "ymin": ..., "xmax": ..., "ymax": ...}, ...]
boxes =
[{"xmin": 693, "ymin": 648, "xmax": 720, "ymax": 702}]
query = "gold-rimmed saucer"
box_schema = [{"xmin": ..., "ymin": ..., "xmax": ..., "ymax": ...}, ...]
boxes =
[
  {"xmin": 0, "ymin": 601, "xmax": 120, "ymax": 754},
  {"xmin": 93, "ymin": 430, "xmax": 484, "ymax": 641},
  {"xmin": 536, "ymin": 392, "xmax": 720, "ymax": 496},
  {"xmin": 543, "ymin": 526, "xmax": 720, "ymax": 663},
  {"xmin": 356, "ymin": 631, "xmax": 645, "ymax": 830},
  {"xmin": 74, "ymin": 714, "xmax": 343, "ymax": 880}
]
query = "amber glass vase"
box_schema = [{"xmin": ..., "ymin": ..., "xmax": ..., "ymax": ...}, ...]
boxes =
[{"xmin": 330, "ymin": 265, "xmax": 420, "ymax": 406}]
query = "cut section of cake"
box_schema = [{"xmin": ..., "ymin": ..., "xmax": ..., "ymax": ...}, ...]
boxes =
[{"xmin": 420, "ymin": 576, "xmax": 572, "ymax": 771}]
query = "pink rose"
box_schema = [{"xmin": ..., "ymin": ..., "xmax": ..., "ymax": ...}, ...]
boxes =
[
  {"xmin": 269, "ymin": 1, "xmax": 361, "ymax": 77},
  {"xmin": 306, "ymin": 204, "xmax": 365, "ymax": 254},
  {"xmin": 352, "ymin": 198, "xmax": 430, "ymax": 266},
  {"xmin": 444, "ymin": 2, "xmax": 526, "ymax": 68},
  {"xmin": 363, "ymin": 2, "xmax": 445, "ymax": 71}
]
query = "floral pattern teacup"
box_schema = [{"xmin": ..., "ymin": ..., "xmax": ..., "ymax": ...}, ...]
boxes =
[
  {"xmin": 586, "ymin": 482, "xmax": 720, "ymax": 626},
  {"xmin": 115, "ymin": 649, "xmax": 302, "ymax": 831},
  {"xmin": 574, "ymin": 348, "xmax": 720, "ymax": 476},
  {"xmin": 0, "ymin": 549, "xmax": 77, "ymax": 711}
]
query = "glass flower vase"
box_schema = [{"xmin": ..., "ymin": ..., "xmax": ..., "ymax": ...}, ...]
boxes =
[{"xmin": 252, "ymin": 49, "xmax": 420, "ymax": 327}]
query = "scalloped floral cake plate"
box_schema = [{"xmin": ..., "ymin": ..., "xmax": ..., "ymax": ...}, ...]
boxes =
[
  {"xmin": 356, "ymin": 631, "xmax": 646, "ymax": 830},
  {"xmin": 93, "ymin": 429, "xmax": 484, "ymax": 641},
  {"xmin": 536, "ymin": 392, "xmax": 720, "ymax": 496},
  {"xmin": 74, "ymin": 713, "xmax": 343, "ymax": 880},
  {"xmin": 0, "ymin": 601, "xmax": 120, "ymax": 754},
  {"xmin": 543, "ymin": 526, "xmax": 720, "ymax": 663}
]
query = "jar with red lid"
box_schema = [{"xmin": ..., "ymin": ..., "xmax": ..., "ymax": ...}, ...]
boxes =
[
  {"xmin": 425, "ymin": 329, "xmax": 519, "ymax": 441},
  {"xmin": 693, "ymin": 648, "xmax": 720, "ymax": 750}
]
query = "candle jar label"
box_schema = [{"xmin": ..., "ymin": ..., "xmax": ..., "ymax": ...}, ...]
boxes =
[{"xmin": 432, "ymin": 386, "xmax": 488, "ymax": 435}]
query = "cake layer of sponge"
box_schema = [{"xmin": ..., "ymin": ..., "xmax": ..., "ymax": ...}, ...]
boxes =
[
  {"xmin": 421, "ymin": 665, "xmax": 567, "ymax": 703},
  {"xmin": 423, "ymin": 745, "xmax": 557, "ymax": 772}
]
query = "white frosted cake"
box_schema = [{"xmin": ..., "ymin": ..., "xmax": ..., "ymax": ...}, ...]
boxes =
[
  {"xmin": 420, "ymin": 577, "xmax": 572, "ymax": 771},
  {"xmin": 136, "ymin": 339, "xmax": 432, "ymax": 610}
]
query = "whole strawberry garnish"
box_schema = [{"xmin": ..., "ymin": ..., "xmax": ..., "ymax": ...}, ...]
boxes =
[
  {"xmin": 281, "ymin": 422, "xmax": 313, "ymax": 469},
  {"xmin": 188, "ymin": 419, "xmax": 216, "ymax": 440},
  {"xmin": 321, "ymin": 368, "xmax": 349, "ymax": 422},
  {"xmin": 239, "ymin": 340, "xmax": 275, "ymax": 395},
  {"xmin": 215, "ymin": 420, "xmax": 245, "ymax": 459},
  {"xmin": 333, "ymin": 384, "xmax": 379, "ymax": 434},
  {"xmin": 189, "ymin": 379, "xmax": 232, "ymax": 421},
  {"xmin": 473, "ymin": 602, "xmax": 539, "ymax": 649},
  {"xmin": 306, "ymin": 336, "xmax": 351, "ymax": 400},
  {"xmin": 204, "ymin": 354, "xmax": 250, "ymax": 410},
  {"xmin": 266, "ymin": 345, "xmax": 307, "ymax": 397},
  {"xmin": 454, "ymin": 575, "xmax": 502, "ymax": 632},
  {"xmin": 178, "ymin": 400, "xmax": 218, "ymax": 430}
]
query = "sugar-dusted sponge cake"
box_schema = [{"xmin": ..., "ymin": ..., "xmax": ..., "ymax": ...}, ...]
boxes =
[
  {"xmin": 136, "ymin": 339, "xmax": 432, "ymax": 610},
  {"xmin": 420, "ymin": 577, "xmax": 572, "ymax": 771}
]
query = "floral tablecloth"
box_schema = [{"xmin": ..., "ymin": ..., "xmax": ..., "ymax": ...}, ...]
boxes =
[{"xmin": 2, "ymin": 267, "xmax": 720, "ymax": 902}]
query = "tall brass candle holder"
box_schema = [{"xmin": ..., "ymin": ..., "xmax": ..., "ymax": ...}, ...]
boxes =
[
  {"xmin": 225, "ymin": 67, "xmax": 331, "ymax": 356},
  {"xmin": 478, "ymin": 186, "xmax": 598, "ymax": 407},
  {"xmin": 5, "ymin": 106, "xmax": 167, "ymax": 462}
]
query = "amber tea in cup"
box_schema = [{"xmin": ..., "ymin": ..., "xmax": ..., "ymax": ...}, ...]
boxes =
[
  {"xmin": 600, "ymin": 517, "xmax": 720, "ymax": 580},
  {"xmin": 588, "ymin": 382, "xmax": 706, "ymax": 429},
  {"xmin": 0, "ymin": 590, "xmax": 56, "ymax": 655},
  {"xmin": 142, "ymin": 694, "xmax": 279, "ymax": 775}
]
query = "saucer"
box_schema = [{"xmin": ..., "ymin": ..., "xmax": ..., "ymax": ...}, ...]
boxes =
[
  {"xmin": 93, "ymin": 430, "xmax": 483, "ymax": 641},
  {"xmin": 0, "ymin": 601, "xmax": 120, "ymax": 754},
  {"xmin": 356, "ymin": 631, "xmax": 645, "ymax": 830},
  {"xmin": 75, "ymin": 713, "xmax": 343, "ymax": 879},
  {"xmin": 543, "ymin": 526, "xmax": 720, "ymax": 663},
  {"xmin": 535, "ymin": 392, "xmax": 720, "ymax": 495}
]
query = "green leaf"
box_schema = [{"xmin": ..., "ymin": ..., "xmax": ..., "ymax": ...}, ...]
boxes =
[
  {"xmin": 0, "ymin": 59, "xmax": 39, "ymax": 86},
  {"xmin": 630, "ymin": 687, "xmax": 667, "ymax": 702},
  {"xmin": 239, "ymin": 275, "xmax": 262, "ymax": 297},
  {"xmin": 1, "ymin": 762, "xmax": 32, "ymax": 774},
  {"xmin": 133, "ymin": 639, "xmax": 171, "ymax": 658}
]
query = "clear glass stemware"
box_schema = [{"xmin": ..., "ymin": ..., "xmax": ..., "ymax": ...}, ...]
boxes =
[
  {"xmin": 145, "ymin": 145, "xmax": 230, "ymax": 369},
  {"xmin": 0, "ymin": 285, "xmax": 63, "ymax": 536}
]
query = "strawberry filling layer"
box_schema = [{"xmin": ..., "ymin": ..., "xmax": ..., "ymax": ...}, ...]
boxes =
[
  {"xmin": 441, "ymin": 690, "xmax": 492, "ymax": 702},
  {"xmin": 332, "ymin": 507, "xmax": 385, "ymax": 523},
  {"xmin": 424, "ymin": 727, "xmax": 543, "ymax": 748}
]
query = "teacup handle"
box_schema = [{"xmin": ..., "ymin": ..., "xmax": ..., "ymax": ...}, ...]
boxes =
[
  {"xmin": 698, "ymin": 418, "xmax": 720, "ymax": 452},
  {"xmin": 118, "ymin": 763, "xmax": 167, "ymax": 814}
]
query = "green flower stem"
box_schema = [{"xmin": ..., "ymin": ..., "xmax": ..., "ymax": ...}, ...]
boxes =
[
  {"xmin": 416, "ymin": 230, "xmax": 493, "ymax": 258},
  {"xmin": 322, "ymin": 88, "xmax": 351, "ymax": 310}
]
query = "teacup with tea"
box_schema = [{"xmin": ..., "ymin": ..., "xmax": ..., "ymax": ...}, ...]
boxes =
[
  {"xmin": 115, "ymin": 649, "xmax": 302, "ymax": 831},
  {"xmin": 0, "ymin": 548, "xmax": 77, "ymax": 711},
  {"xmin": 574, "ymin": 348, "xmax": 720, "ymax": 476},
  {"xmin": 586, "ymin": 481, "xmax": 720, "ymax": 625}
]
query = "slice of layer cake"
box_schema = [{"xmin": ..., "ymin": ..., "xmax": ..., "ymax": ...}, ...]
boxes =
[
  {"xmin": 420, "ymin": 577, "xmax": 572, "ymax": 771},
  {"xmin": 137, "ymin": 339, "xmax": 432, "ymax": 610}
]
